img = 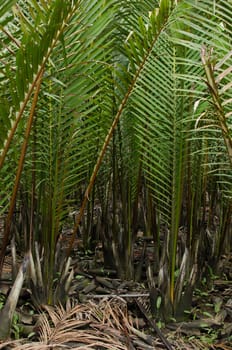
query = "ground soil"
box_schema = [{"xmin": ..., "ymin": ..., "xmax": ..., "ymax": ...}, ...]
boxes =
[{"xmin": 0, "ymin": 226, "xmax": 231, "ymax": 349}]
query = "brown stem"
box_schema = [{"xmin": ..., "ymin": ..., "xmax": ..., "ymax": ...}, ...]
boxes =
[
  {"xmin": 65, "ymin": 11, "xmax": 171, "ymax": 258},
  {"xmin": 65, "ymin": 68, "xmax": 147, "ymax": 258},
  {"xmin": 0, "ymin": 5, "xmax": 78, "ymax": 170},
  {"xmin": 201, "ymin": 47, "xmax": 232, "ymax": 167},
  {"xmin": 0, "ymin": 71, "xmax": 43, "ymax": 277},
  {"xmin": 0, "ymin": 68, "xmax": 43, "ymax": 170}
]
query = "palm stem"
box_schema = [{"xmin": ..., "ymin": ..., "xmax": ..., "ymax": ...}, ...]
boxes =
[{"xmin": 0, "ymin": 70, "xmax": 43, "ymax": 276}]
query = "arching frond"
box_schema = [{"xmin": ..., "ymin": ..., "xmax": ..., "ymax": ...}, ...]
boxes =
[{"xmin": 171, "ymin": 0, "xmax": 232, "ymax": 200}]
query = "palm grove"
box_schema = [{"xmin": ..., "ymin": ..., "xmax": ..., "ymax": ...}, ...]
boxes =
[{"xmin": 0, "ymin": 0, "xmax": 231, "ymax": 325}]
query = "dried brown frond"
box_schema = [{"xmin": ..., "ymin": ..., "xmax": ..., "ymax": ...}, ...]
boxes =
[
  {"xmin": 2, "ymin": 298, "xmax": 167, "ymax": 349},
  {"xmin": 38, "ymin": 303, "xmax": 93, "ymax": 344},
  {"xmin": 8, "ymin": 299, "xmax": 134, "ymax": 350},
  {"xmin": 90, "ymin": 297, "xmax": 133, "ymax": 331}
]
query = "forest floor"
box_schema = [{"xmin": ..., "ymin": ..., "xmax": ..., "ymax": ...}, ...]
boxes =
[{"xmin": 0, "ymin": 237, "xmax": 231, "ymax": 350}]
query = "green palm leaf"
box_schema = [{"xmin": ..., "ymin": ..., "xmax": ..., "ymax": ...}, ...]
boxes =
[
  {"xmin": 171, "ymin": 0, "xmax": 232, "ymax": 197},
  {"xmin": 0, "ymin": 0, "xmax": 17, "ymax": 19},
  {"xmin": 0, "ymin": 0, "xmax": 81, "ymax": 277}
]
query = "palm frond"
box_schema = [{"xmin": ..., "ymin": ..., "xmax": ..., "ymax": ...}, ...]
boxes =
[
  {"xmin": 0, "ymin": 1, "xmax": 79, "ymax": 220},
  {"xmin": 8, "ymin": 300, "xmax": 132, "ymax": 350},
  {"xmin": 0, "ymin": 0, "xmax": 77, "ymax": 159},
  {"xmin": 64, "ymin": 0, "xmax": 175, "ymax": 258},
  {"xmin": 171, "ymin": 0, "xmax": 232, "ymax": 199},
  {"xmin": 5, "ymin": 0, "xmax": 120, "ymax": 300},
  {"xmin": 0, "ymin": 0, "xmax": 17, "ymax": 19},
  {"xmin": 0, "ymin": 0, "xmax": 81, "ymax": 277}
]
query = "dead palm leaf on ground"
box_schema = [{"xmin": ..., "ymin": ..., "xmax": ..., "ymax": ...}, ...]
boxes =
[{"xmin": 2, "ymin": 299, "xmax": 137, "ymax": 350}]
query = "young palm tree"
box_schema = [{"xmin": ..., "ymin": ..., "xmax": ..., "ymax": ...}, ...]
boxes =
[{"xmin": 0, "ymin": 0, "xmax": 231, "ymax": 326}]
